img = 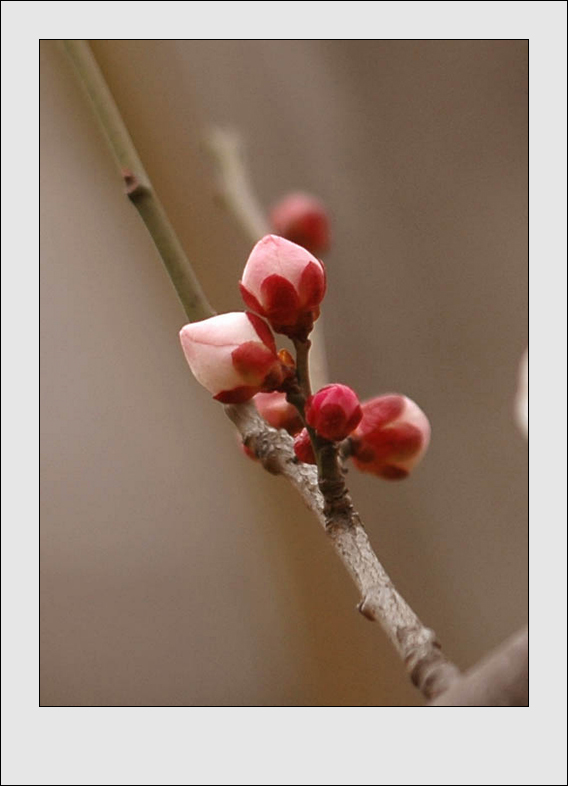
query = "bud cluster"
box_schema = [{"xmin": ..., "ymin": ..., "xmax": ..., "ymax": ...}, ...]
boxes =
[
  {"xmin": 179, "ymin": 195, "xmax": 431, "ymax": 481},
  {"xmin": 293, "ymin": 387, "xmax": 430, "ymax": 480}
]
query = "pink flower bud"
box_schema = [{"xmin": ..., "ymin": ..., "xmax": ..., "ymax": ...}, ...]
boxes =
[
  {"xmin": 253, "ymin": 391, "xmax": 303, "ymax": 435},
  {"xmin": 269, "ymin": 192, "xmax": 331, "ymax": 256},
  {"xmin": 239, "ymin": 234, "xmax": 326, "ymax": 339},
  {"xmin": 305, "ymin": 384, "xmax": 362, "ymax": 441},
  {"xmin": 240, "ymin": 441, "xmax": 259, "ymax": 462},
  {"xmin": 179, "ymin": 312, "xmax": 286, "ymax": 404},
  {"xmin": 350, "ymin": 395, "xmax": 431, "ymax": 480},
  {"xmin": 293, "ymin": 429, "xmax": 317, "ymax": 465}
]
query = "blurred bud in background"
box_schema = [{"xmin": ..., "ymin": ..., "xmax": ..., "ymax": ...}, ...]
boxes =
[
  {"xmin": 270, "ymin": 192, "xmax": 331, "ymax": 257},
  {"xmin": 253, "ymin": 391, "xmax": 303, "ymax": 435}
]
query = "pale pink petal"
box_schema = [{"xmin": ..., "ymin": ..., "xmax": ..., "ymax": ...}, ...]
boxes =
[
  {"xmin": 179, "ymin": 313, "xmax": 271, "ymax": 396},
  {"xmin": 242, "ymin": 234, "xmax": 323, "ymax": 298},
  {"xmin": 181, "ymin": 312, "xmax": 259, "ymax": 348}
]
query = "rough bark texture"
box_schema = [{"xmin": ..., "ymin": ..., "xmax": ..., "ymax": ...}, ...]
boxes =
[{"xmin": 226, "ymin": 402, "xmax": 461, "ymax": 700}]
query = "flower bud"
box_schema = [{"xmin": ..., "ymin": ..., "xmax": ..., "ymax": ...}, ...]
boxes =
[
  {"xmin": 293, "ymin": 429, "xmax": 317, "ymax": 465},
  {"xmin": 179, "ymin": 312, "xmax": 286, "ymax": 403},
  {"xmin": 350, "ymin": 395, "xmax": 430, "ymax": 480},
  {"xmin": 269, "ymin": 192, "xmax": 330, "ymax": 256},
  {"xmin": 253, "ymin": 391, "xmax": 303, "ymax": 435},
  {"xmin": 240, "ymin": 441, "xmax": 259, "ymax": 462},
  {"xmin": 239, "ymin": 234, "xmax": 326, "ymax": 339},
  {"xmin": 305, "ymin": 384, "xmax": 362, "ymax": 441}
]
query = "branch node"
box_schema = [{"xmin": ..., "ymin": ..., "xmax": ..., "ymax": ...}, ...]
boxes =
[
  {"xmin": 357, "ymin": 598, "xmax": 377, "ymax": 621},
  {"xmin": 121, "ymin": 168, "xmax": 148, "ymax": 199}
]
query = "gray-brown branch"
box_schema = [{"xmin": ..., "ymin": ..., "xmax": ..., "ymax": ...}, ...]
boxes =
[{"xmin": 226, "ymin": 401, "xmax": 460, "ymax": 701}]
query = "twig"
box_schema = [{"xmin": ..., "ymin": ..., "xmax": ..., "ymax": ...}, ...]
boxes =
[
  {"xmin": 226, "ymin": 402, "xmax": 460, "ymax": 700},
  {"xmin": 429, "ymin": 626, "xmax": 528, "ymax": 706},
  {"xmin": 206, "ymin": 126, "xmax": 329, "ymax": 391},
  {"xmin": 205, "ymin": 126, "xmax": 525, "ymax": 703},
  {"xmin": 61, "ymin": 40, "xmax": 213, "ymax": 322},
  {"xmin": 205, "ymin": 127, "xmax": 271, "ymax": 244}
]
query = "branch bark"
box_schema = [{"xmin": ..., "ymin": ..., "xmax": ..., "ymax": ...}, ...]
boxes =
[{"xmin": 226, "ymin": 402, "xmax": 461, "ymax": 701}]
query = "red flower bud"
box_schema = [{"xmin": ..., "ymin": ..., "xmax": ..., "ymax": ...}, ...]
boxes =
[
  {"xmin": 253, "ymin": 391, "xmax": 303, "ymax": 435},
  {"xmin": 350, "ymin": 395, "xmax": 431, "ymax": 480},
  {"xmin": 239, "ymin": 234, "xmax": 326, "ymax": 339},
  {"xmin": 269, "ymin": 192, "xmax": 331, "ymax": 256},
  {"xmin": 305, "ymin": 384, "xmax": 362, "ymax": 441},
  {"xmin": 240, "ymin": 441, "xmax": 259, "ymax": 462},
  {"xmin": 179, "ymin": 312, "xmax": 286, "ymax": 403},
  {"xmin": 293, "ymin": 429, "xmax": 317, "ymax": 464}
]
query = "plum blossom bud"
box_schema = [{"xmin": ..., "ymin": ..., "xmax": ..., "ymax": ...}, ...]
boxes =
[
  {"xmin": 240, "ymin": 442, "xmax": 258, "ymax": 462},
  {"xmin": 293, "ymin": 429, "xmax": 317, "ymax": 465},
  {"xmin": 239, "ymin": 234, "xmax": 326, "ymax": 339},
  {"xmin": 350, "ymin": 395, "xmax": 431, "ymax": 480},
  {"xmin": 179, "ymin": 312, "xmax": 286, "ymax": 404},
  {"xmin": 305, "ymin": 384, "xmax": 362, "ymax": 441},
  {"xmin": 269, "ymin": 192, "xmax": 330, "ymax": 256},
  {"xmin": 253, "ymin": 392, "xmax": 303, "ymax": 435}
]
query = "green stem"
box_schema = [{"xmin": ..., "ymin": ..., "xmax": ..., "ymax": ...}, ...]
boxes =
[
  {"xmin": 62, "ymin": 39, "xmax": 214, "ymax": 322},
  {"xmin": 206, "ymin": 127, "xmax": 270, "ymax": 244}
]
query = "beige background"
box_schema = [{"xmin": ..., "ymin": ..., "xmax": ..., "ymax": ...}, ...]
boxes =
[{"xmin": 40, "ymin": 40, "xmax": 527, "ymax": 706}]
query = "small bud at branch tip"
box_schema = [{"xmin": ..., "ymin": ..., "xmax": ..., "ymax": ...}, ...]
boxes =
[
  {"xmin": 305, "ymin": 384, "xmax": 362, "ymax": 441},
  {"xmin": 240, "ymin": 234, "xmax": 326, "ymax": 340}
]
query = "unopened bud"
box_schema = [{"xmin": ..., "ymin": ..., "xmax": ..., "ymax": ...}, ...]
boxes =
[
  {"xmin": 270, "ymin": 192, "xmax": 330, "ymax": 256},
  {"xmin": 293, "ymin": 429, "xmax": 317, "ymax": 464},
  {"xmin": 350, "ymin": 395, "xmax": 430, "ymax": 480},
  {"xmin": 179, "ymin": 312, "xmax": 286, "ymax": 403},
  {"xmin": 239, "ymin": 234, "xmax": 326, "ymax": 339},
  {"xmin": 240, "ymin": 441, "xmax": 259, "ymax": 461},
  {"xmin": 253, "ymin": 391, "xmax": 303, "ymax": 435},
  {"xmin": 305, "ymin": 384, "xmax": 362, "ymax": 441}
]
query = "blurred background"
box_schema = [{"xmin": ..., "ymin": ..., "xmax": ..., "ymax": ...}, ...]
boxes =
[{"xmin": 40, "ymin": 39, "xmax": 527, "ymax": 706}]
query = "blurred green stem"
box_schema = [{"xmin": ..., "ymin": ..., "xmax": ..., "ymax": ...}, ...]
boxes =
[
  {"xmin": 205, "ymin": 127, "xmax": 271, "ymax": 244},
  {"xmin": 62, "ymin": 39, "xmax": 214, "ymax": 322}
]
